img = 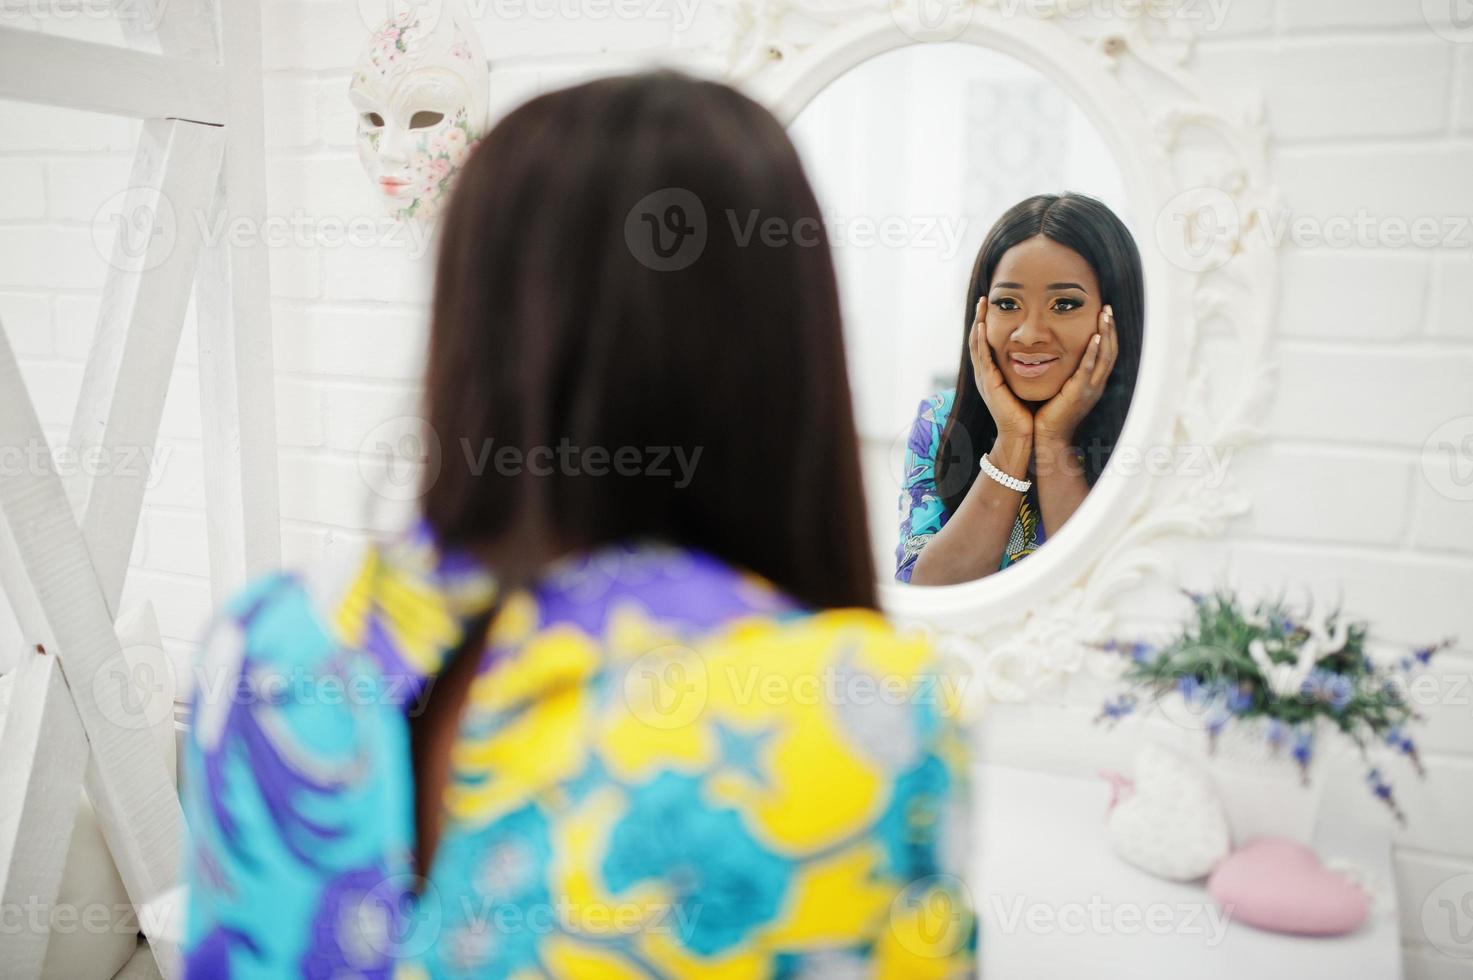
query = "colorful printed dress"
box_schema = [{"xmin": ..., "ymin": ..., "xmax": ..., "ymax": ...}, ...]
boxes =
[
  {"xmin": 180, "ymin": 519, "xmax": 976, "ymax": 978},
  {"xmin": 895, "ymin": 389, "xmax": 1047, "ymax": 583}
]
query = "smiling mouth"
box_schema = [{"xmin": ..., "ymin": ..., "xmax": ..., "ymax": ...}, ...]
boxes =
[{"xmin": 1009, "ymin": 354, "xmax": 1059, "ymax": 378}]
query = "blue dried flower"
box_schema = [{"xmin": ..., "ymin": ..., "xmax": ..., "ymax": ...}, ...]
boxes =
[
  {"xmin": 1225, "ymin": 685, "xmax": 1253, "ymax": 715},
  {"xmin": 1304, "ymin": 668, "xmax": 1354, "ymax": 712},
  {"xmin": 1365, "ymin": 770, "xmax": 1394, "ymax": 801},
  {"xmin": 1291, "ymin": 729, "xmax": 1314, "ymax": 767}
]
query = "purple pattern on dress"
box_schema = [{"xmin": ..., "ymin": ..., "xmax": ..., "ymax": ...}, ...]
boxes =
[
  {"xmin": 360, "ymin": 610, "xmax": 428, "ymax": 706},
  {"xmin": 533, "ymin": 542, "xmax": 802, "ymax": 637},
  {"xmin": 185, "ymin": 924, "xmax": 259, "ymax": 978},
  {"xmin": 394, "ymin": 518, "xmax": 801, "ymax": 648},
  {"xmin": 300, "ymin": 866, "xmax": 398, "ymax": 980},
  {"xmin": 202, "ymin": 581, "xmax": 351, "ymax": 870},
  {"xmin": 907, "ymin": 411, "xmax": 934, "ymax": 459}
]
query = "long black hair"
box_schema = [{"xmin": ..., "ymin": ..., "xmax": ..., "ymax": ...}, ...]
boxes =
[
  {"xmin": 420, "ymin": 70, "xmax": 877, "ymax": 610},
  {"xmin": 934, "ymin": 192, "xmax": 1143, "ymax": 517}
]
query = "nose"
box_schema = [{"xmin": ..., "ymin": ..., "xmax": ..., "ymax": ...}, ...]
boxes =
[
  {"xmin": 378, "ymin": 121, "xmax": 410, "ymax": 169},
  {"xmin": 1012, "ymin": 308, "xmax": 1050, "ymax": 346}
]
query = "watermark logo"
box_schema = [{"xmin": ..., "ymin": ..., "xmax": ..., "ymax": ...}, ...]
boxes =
[
  {"xmin": 92, "ymin": 188, "xmax": 439, "ymax": 272},
  {"xmin": 625, "ymin": 188, "xmax": 708, "ymax": 272},
  {"xmin": 0, "ymin": 441, "xmax": 173, "ymax": 488},
  {"xmin": 1423, "ymin": 872, "xmax": 1473, "ymax": 958},
  {"xmin": 2, "ymin": 0, "xmax": 169, "ymax": 27},
  {"xmin": 1157, "ymin": 186, "xmax": 1473, "ymax": 270},
  {"xmin": 623, "ymin": 645, "xmax": 709, "ymax": 729},
  {"xmin": 988, "ymin": 893, "xmax": 1233, "ymax": 943},
  {"xmin": 355, "ymin": 0, "xmax": 702, "ymax": 34},
  {"xmin": 1423, "ymin": 0, "xmax": 1473, "ymax": 43},
  {"xmin": 358, "ymin": 415, "xmax": 443, "ymax": 503},
  {"xmin": 1422, "ymin": 416, "xmax": 1473, "ymax": 502},
  {"xmin": 889, "ymin": 874, "xmax": 974, "ymax": 958},
  {"xmin": 1156, "ymin": 186, "xmax": 1239, "ymax": 273},
  {"xmin": 91, "ymin": 644, "xmax": 178, "ymax": 733},
  {"xmin": 890, "ymin": 0, "xmax": 975, "ymax": 42},
  {"xmin": 355, "ymin": 421, "xmax": 707, "ymax": 501},
  {"xmin": 92, "ymin": 188, "xmax": 178, "ymax": 275},
  {"xmin": 357, "ymin": 873, "xmax": 442, "ymax": 960}
]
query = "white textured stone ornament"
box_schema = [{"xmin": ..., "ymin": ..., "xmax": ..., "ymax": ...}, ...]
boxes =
[{"xmin": 1106, "ymin": 741, "xmax": 1231, "ymax": 881}]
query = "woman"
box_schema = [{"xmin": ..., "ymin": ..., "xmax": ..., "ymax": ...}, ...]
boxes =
[
  {"xmin": 896, "ymin": 193, "xmax": 1143, "ymax": 586},
  {"xmin": 180, "ymin": 71, "xmax": 975, "ymax": 977}
]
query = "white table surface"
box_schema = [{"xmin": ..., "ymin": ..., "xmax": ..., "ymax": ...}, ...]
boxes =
[{"xmin": 973, "ymin": 762, "xmax": 1402, "ymax": 980}]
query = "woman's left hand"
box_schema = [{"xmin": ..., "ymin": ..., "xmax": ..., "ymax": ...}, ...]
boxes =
[{"xmin": 1033, "ymin": 304, "xmax": 1117, "ymax": 446}]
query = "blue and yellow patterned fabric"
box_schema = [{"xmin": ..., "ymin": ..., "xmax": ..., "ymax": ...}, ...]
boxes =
[
  {"xmin": 895, "ymin": 388, "xmax": 1047, "ymax": 582},
  {"xmin": 181, "ymin": 519, "xmax": 976, "ymax": 978}
]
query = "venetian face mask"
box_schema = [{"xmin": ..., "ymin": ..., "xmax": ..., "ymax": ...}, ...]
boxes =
[{"xmin": 349, "ymin": 7, "xmax": 489, "ymax": 224}]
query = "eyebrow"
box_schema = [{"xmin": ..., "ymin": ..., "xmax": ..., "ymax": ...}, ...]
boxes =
[{"xmin": 991, "ymin": 281, "xmax": 1089, "ymax": 292}]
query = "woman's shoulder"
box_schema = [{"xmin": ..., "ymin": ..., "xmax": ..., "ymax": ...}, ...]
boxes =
[
  {"xmin": 723, "ymin": 606, "xmax": 943, "ymax": 674},
  {"xmin": 189, "ymin": 531, "xmax": 494, "ymax": 742},
  {"xmin": 907, "ymin": 386, "xmax": 957, "ymax": 438},
  {"xmin": 915, "ymin": 386, "xmax": 956, "ymax": 418},
  {"xmin": 695, "ymin": 605, "xmax": 970, "ymax": 755}
]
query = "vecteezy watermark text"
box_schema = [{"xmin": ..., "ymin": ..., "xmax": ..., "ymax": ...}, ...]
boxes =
[
  {"xmin": 357, "ymin": 416, "xmax": 706, "ymax": 502},
  {"xmin": 624, "ymin": 188, "xmax": 970, "ymax": 271}
]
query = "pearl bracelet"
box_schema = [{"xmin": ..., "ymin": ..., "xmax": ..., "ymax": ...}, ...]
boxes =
[{"xmin": 979, "ymin": 452, "xmax": 1032, "ymax": 492}]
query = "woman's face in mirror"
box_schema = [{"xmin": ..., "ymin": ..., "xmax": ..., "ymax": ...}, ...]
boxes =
[
  {"xmin": 985, "ymin": 234, "xmax": 1102, "ymax": 404},
  {"xmin": 786, "ymin": 41, "xmax": 1137, "ymax": 586}
]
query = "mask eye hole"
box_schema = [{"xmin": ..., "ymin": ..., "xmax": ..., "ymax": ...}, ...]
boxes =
[
  {"xmin": 361, "ymin": 112, "xmax": 385, "ymax": 127},
  {"xmin": 409, "ymin": 110, "xmax": 445, "ymax": 129}
]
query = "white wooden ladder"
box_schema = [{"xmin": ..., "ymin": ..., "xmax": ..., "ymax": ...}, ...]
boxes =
[{"xmin": 0, "ymin": 2, "xmax": 282, "ymax": 976}]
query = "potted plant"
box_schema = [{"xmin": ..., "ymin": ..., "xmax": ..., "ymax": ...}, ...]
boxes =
[{"xmin": 1095, "ymin": 589, "xmax": 1452, "ymax": 843}]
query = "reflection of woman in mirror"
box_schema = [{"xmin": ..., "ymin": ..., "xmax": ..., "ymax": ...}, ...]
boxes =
[{"xmin": 897, "ymin": 193, "xmax": 1142, "ymax": 585}]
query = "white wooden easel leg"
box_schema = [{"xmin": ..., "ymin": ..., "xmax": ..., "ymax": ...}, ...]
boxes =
[
  {"xmin": 196, "ymin": 0, "xmax": 282, "ymax": 603},
  {"xmin": 119, "ymin": 0, "xmax": 221, "ymax": 63},
  {"xmin": 68, "ymin": 118, "xmax": 225, "ymax": 612},
  {"xmin": 0, "ymin": 2, "xmax": 280, "ymax": 976},
  {"xmin": 0, "ymin": 653, "xmax": 90, "ymax": 976},
  {"xmin": 0, "ymin": 26, "xmax": 224, "ymax": 122},
  {"xmin": 0, "ymin": 326, "xmax": 186, "ymax": 980}
]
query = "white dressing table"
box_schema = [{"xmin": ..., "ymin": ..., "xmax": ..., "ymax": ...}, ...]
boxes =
[{"xmin": 973, "ymin": 762, "xmax": 1402, "ymax": 979}]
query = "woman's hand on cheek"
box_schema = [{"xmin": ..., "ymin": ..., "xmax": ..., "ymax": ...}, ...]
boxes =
[
  {"xmin": 970, "ymin": 297, "xmax": 1034, "ymax": 441},
  {"xmin": 1033, "ymin": 304, "xmax": 1118, "ymax": 447}
]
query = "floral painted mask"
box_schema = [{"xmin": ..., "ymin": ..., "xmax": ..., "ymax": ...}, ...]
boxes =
[{"xmin": 350, "ymin": 6, "xmax": 489, "ymax": 224}]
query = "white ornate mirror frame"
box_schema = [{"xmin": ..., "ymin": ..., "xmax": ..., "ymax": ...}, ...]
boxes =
[{"xmin": 727, "ymin": 4, "xmax": 1279, "ymax": 704}]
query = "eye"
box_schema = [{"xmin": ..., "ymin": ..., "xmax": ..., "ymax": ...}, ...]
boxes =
[
  {"xmin": 991, "ymin": 297, "xmax": 1020, "ymax": 312},
  {"xmin": 361, "ymin": 112, "xmax": 385, "ymax": 127},
  {"xmin": 409, "ymin": 110, "xmax": 445, "ymax": 129},
  {"xmin": 1052, "ymin": 297, "xmax": 1084, "ymax": 312}
]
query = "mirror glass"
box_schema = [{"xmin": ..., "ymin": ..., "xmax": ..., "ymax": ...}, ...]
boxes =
[{"xmin": 789, "ymin": 42, "xmax": 1141, "ymax": 589}]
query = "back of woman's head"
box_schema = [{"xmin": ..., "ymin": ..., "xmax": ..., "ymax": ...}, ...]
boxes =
[{"xmin": 421, "ymin": 70, "xmax": 876, "ymax": 610}]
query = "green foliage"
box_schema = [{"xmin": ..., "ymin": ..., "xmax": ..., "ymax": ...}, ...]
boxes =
[{"xmin": 1096, "ymin": 588, "xmax": 1455, "ymax": 822}]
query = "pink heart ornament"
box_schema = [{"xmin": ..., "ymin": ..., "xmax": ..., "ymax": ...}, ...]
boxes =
[{"xmin": 1208, "ymin": 837, "xmax": 1370, "ymax": 936}]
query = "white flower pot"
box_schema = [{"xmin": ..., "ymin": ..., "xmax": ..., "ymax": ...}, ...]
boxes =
[
  {"xmin": 1139, "ymin": 700, "xmax": 1327, "ymax": 846},
  {"xmin": 1203, "ymin": 745, "xmax": 1325, "ymax": 846}
]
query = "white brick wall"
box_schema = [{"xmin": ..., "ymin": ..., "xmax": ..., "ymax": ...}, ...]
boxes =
[
  {"xmin": 1, "ymin": 1, "xmax": 1470, "ymax": 973},
  {"xmin": 1193, "ymin": 7, "xmax": 1473, "ymax": 972}
]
